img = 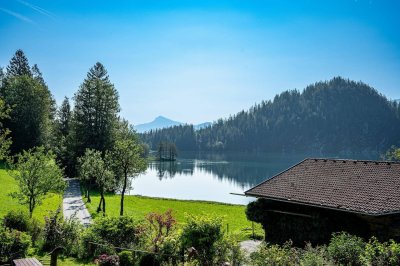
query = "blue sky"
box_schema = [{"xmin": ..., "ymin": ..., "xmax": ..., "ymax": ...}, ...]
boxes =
[{"xmin": 1, "ymin": 0, "xmax": 400, "ymax": 125}]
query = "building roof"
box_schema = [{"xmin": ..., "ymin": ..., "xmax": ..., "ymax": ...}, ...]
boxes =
[{"xmin": 245, "ymin": 158, "xmax": 400, "ymax": 216}]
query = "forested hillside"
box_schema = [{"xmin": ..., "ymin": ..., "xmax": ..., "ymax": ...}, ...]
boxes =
[{"xmin": 141, "ymin": 77, "xmax": 400, "ymax": 155}]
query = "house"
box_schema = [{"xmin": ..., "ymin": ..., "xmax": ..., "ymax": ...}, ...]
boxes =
[{"xmin": 244, "ymin": 158, "xmax": 400, "ymax": 245}]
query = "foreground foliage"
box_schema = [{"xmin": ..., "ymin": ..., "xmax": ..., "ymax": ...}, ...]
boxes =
[{"xmin": 249, "ymin": 232, "xmax": 400, "ymax": 266}]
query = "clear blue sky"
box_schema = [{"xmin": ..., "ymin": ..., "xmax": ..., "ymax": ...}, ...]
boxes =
[{"xmin": 1, "ymin": 0, "xmax": 399, "ymax": 125}]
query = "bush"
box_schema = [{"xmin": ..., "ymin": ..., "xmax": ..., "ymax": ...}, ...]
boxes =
[
  {"xmin": 80, "ymin": 216, "xmax": 146, "ymax": 258},
  {"xmin": 28, "ymin": 217, "xmax": 42, "ymax": 246},
  {"xmin": 327, "ymin": 232, "xmax": 364, "ymax": 266},
  {"xmin": 157, "ymin": 232, "xmax": 182, "ymax": 265},
  {"xmin": 181, "ymin": 214, "xmax": 224, "ymax": 265},
  {"xmin": 249, "ymin": 241, "xmax": 299, "ymax": 266},
  {"xmin": 2, "ymin": 210, "xmax": 30, "ymax": 232},
  {"xmin": 118, "ymin": 251, "xmax": 134, "ymax": 266},
  {"xmin": 360, "ymin": 237, "xmax": 400, "ymax": 266},
  {"xmin": 43, "ymin": 208, "xmax": 82, "ymax": 255},
  {"xmin": 301, "ymin": 244, "xmax": 332, "ymax": 266},
  {"xmin": 214, "ymin": 234, "xmax": 246, "ymax": 266},
  {"xmin": 97, "ymin": 254, "xmax": 120, "ymax": 266},
  {"xmin": 0, "ymin": 228, "xmax": 31, "ymax": 263}
]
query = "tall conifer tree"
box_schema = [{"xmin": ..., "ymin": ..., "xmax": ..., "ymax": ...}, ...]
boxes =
[{"xmin": 72, "ymin": 62, "xmax": 120, "ymax": 158}]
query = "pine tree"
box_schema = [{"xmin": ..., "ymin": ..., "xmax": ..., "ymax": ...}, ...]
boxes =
[
  {"xmin": 32, "ymin": 64, "xmax": 45, "ymax": 86},
  {"xmin": 58, "ymin": 97, "xmax": 71, "ymax": 137},
  {"xmin": 72, "ymin": 62, "xmax": 120, "ymax": 158},
  {"xmin": 6, "ymin": 49, "xmax": 32, "ymax": 77}
]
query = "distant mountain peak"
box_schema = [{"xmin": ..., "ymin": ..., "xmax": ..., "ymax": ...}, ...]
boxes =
[
  {"xmin": 154, "ymin": 115, "xmax": 171, "ymax": 121},
  {"xmin": 134, "ymin": 116, "xmax": 210, "ymax": 133},
  {"xmin": 134, "ymin": 116, "xmax": 182, "ymax": 133}
]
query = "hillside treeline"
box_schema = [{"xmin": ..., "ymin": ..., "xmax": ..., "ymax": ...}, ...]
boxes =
[{"xmin": 141, "ymin": 77, "xmax": 400, "ymax": 155}]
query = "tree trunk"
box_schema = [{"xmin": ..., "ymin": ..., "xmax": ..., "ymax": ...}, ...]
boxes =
[
  {"xmin": 102, "ymin": 193, "xmax": 106, "ymax": 216},
  {"xmin": 120, "ymin": 169, "xmax": 127, "ymax": 216},
  {"xmin": 87, "ymin": 188, "xmax": 91, "ymax": 203},
  {"xmin": 97, "ymin": 196, "xmax": 103, "ymax": 213},
  {"xmin": 50, "ymin": 250, "xmax": 59, "ymax": 266},
  {"xmin": 87, "ymin": 182, "xmax": 91, "ymax": 203},
  {"xmin": 29, "ymin": 201, "xmax": 33, "ymax": 218}
]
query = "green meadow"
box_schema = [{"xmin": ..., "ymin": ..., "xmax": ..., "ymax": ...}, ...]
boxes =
[{"xmin": 85, "ymin": 191, "xmax": 263, "ymax": 240}]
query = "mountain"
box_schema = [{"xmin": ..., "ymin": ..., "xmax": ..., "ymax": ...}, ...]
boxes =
[
  {"xmin": 194, "ymin": 122, "xmax": 212, "ymax": 130},
  {"xmin": 134, "ymin": 116, "xmax": 182, "ymax": 133},
  {"xmin": 134, "ymin": 116, "xmax": 211, "ymax": 133},
  {"xmin": 141, "ymin": 77, "xmax": 400, "ymax": 155}
]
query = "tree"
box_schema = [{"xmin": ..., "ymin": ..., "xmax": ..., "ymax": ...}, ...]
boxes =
[
  {"xmin": 57, "ymin": 97, "xmax": 72, "ymax": 137},
  {"xmin": 1, "ymin": 51, "xmax": 54, "ymax": 155},
  {"xmin": 53, "ymin": 97, "xmax": 74, "ymax": 177},
  {"xmin": 156, "ymin": 141, "xmax": 178, "ymax": 161},
  {"xmin": 9, "ymin": 147, "xmax": 66, "ymax": 217},
  {"xmin": 77, "ymin": 149, "xmax": 96, "ymax": 203},
  {"xmin": 0, "ymin": 97, "xmax": 11, "ymax": 161},
  {"xmin": 111, "ymin": 120, "xmax": 147, "ymax": 216},
  {"xmin": 78, "ymin": 149, "xmax": 114, "ymax": 216},
  {"xmin": 383, "ymin": 146, "xmax": 400, "ymax": 161},
  {"xmin": 2, "ymin": 75, "xmax": 53, "ymax": 154},
  {"xmin": 31, "ymin": 64, "xmax": 45, "ymax": 85},
  {"xmin": 72, "ymin": 62, "xmax": 120, "ymax": 159},
  {"xmin": 5, "ymin": 49, "xmax": 32, "ymax": 78}
]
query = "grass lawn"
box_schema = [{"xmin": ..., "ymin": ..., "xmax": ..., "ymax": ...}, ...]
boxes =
[
  {"xmin": 85, "ymin": 191, "xmax": 263, "ymax": 240},
  {"xmin": 0, "ymin": 169, "xmax": 62, "ymax": 223}
]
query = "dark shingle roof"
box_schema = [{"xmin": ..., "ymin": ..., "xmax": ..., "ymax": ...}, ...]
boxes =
[{"xmin": 244, "ymin": 158, "xmax": 400, "ymax": 216}]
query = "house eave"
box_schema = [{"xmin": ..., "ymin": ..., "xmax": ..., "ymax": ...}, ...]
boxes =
[{"xmin": 245, "ymin": 193, "xmax": 400, "ymax": 217}]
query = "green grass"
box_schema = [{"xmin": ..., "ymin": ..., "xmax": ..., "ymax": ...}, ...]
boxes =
[
  {"xmin": 85, "ymin": 191, "xmax": 263, "ymax": 239},
  {"xmin": 0, "ymin": 166, "xmax": 261, "ymax": 239},
  {"xmin": 0, "ymin": 169, "xmax": 62, "ymax": 222}
]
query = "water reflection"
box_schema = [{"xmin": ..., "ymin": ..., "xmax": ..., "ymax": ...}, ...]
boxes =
[
  {"xmin": 130, "ymin": 152, "xmax": 310, "ymax": 204},
  {"xmin": 149, "ymin": 152, "xmax": 306, "ymax": 187}
]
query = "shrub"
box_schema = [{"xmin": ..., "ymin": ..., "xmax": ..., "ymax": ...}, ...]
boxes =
[
  {"xmin": 80, "ymin": 216, "xmax": 146, "ymax": 258},
  {"xmin": 118, "ymin": 251, "xmax": 134, "ymax": 266},
  {"xmin": 360, "ymin": 237, "xmax": 400, "ymax": 266},
  {"xmin": 28, "ymin": 217, "xmax": 42, "ymax": 246},
  {"xmin": 214, "ymin": 234, "xmax": 246, "ymax": 266},
  {"xmin": 249, "ymin": 241, "xmax": 299, "ymax": 266},
  {"xmin": 157, "ymin": 232, "xmax": 182, "ymax": 265},
  {"xmin": 2, "ymin": 210, "xmax": 30, "ymax": 232},
  {"xmin": 0, "ymin": 228, "xmax": 31, "ymax": 263},
  {"xmin": 97, "ymin": 254, "xmax": 120, "ymax": 266},
  {"xmin": 300, "ymin": 243, "xmax": 332, "ymax": 266},
  {"xmin": 43, "ymin": 208, "xmax": 82, "ymax": 255},
  {"xmin": 181, "ymin": 214, "xmax": 224, "ymax": 266},
  {"xmin": 327, "ymin": 232, "xmax": 364, "ymax": 266},
  {"xmin": 147, "ymin": 209, "xmax": 177, "ymax": 253}
]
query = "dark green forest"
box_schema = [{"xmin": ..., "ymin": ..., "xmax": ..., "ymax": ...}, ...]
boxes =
[{"xmin": 141, "ymin": 77, "xmax": 400, "ymax": 155}]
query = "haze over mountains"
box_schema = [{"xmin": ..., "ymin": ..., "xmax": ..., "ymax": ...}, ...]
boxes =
[
  {"xmin": 141, "ymin": 77, "xmax": 400, "ymax": 156},
  {"xmin": 134, "ymin": 116, "xmax": 211, "ymax": 133}
]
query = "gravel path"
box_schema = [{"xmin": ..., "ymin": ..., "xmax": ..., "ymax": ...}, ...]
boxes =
[
  {"xmin": 240, "ymin": 240, "xmax": 262, "ymax": 255},
  {"xmin": 63, "ymin": 178, "xmax": 91, "ymax": 226}
]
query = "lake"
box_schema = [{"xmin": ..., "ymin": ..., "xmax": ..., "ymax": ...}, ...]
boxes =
[{"xmin": 128, "ymin": 152, "xmax": 378, "ymax": 205}]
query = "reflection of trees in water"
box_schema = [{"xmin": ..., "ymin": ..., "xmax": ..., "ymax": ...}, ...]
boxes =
[
  {"xmin": 149, "ymin": 154, "xmax": 303, "ymax": 187},
  {"xmin": 149, "ymin": 161, "xmax": 194, "ymax": 180}
]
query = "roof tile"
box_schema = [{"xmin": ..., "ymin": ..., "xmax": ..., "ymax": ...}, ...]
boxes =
[{"xmin": 244, "ymin": 158, "xmax": 400, "ymax": 215}]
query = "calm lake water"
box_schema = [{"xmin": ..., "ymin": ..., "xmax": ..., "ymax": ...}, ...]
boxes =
[{"xmin": 128, "ymin": 152, "xmax": 377, "ymax": 205}]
